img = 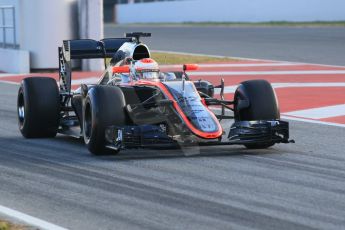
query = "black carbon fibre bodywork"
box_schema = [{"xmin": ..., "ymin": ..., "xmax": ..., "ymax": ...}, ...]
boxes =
[{"xmin": 51, "ymin": 32, "xmax": 293, "ymax": 154}]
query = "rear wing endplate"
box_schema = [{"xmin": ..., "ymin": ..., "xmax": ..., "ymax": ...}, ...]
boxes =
[
  {"xmin": 58, "ymin": 38, "xmax": 133, "ymax": 93},
  {"xmin": 58, "ymin": 33, "xmax": 151, "ymax": 93}
]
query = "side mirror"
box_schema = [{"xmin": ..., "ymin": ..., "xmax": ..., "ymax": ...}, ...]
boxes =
[
  {"xmin": 183, "ymin": 64, "xmax": 198, "ymax": 71},
  {"xmin": 112, "ymin": 65, "xmax": 130, "ymax": 73}
]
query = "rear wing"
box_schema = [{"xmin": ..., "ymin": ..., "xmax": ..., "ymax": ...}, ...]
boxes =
[
  {"xmin": 59, "ymin": 32, "xmax": 151, "ymax": 93},
  {"xmin": 61, "ymin": 38, "xmax": 133, "ymax": 60},
  {"xmin": 59, "ymin": 38, "xmax": 132, "ymax": 93}
]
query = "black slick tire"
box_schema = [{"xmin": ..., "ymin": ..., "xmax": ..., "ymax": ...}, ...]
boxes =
[
  {"xmin": 83, "ymin": 85, "xmax": 126, "ymax": 155},
  {"xmin": 17, "ymin": 77, "xmax": 60, "ymax": 138},
  {"xmin": 234, "ymin": 79, "xmax": 280, "ymax": 149}
]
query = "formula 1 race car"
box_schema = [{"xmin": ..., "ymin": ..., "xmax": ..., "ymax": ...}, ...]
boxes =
[{"xmin": 17, "ymin": 32, "xmax": 292, "ymax": 155}]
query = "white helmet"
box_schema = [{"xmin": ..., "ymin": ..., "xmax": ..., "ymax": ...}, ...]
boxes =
[{"xmin": 134, "ymin": 58, "xmax": 160, "ymax": 80}]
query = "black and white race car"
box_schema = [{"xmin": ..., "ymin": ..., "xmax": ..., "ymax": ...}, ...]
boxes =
[{"xmin": 17, "ymin": 32, "xmax": 292, "ymax": 155}]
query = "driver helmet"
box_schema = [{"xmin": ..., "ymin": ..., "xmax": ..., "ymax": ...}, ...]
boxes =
[{"xmin": 134, "ymin": 58, "xmax": 160, "ymax": 80}]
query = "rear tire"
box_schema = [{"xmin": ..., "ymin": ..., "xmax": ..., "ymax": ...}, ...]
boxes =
[
  {"xmin": 234, "ymin": 80, "xmax": 279, "ymax": 149},
  {"xmin": 17, "ymin": 77, "xmax": 60, "ymax": 138},
  {"xmin": 83, "ymin": 85, "xmax": 126, "ymax": 155}
]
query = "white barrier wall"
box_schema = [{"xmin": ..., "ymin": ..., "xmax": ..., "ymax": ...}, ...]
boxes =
[
  {"xmin": 0, "ymin": 0, "xmax": 19, "ymax": 45},
  {"xmin": 78, "ymin": 0, "xmax": 104, "ymax": 71},
  {"xmin": 20, "ymin": 0, "xmax": 78, "ymax": 69},
  {"xmin": 0, "ymin": 0, "xmax": 26, "ymax": 73},
  {"xmin": 116, "ymin": 0, "xmax": 345, "ymax": 23},
  {"xmin": 0, "ymin": 0, "xmax": 104, "ymax": 73},
  {"xmin": 0, "ymin": 48, "xmax": 29, "ymax": 73}
]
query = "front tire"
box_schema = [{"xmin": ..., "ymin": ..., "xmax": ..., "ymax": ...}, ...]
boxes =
[
  {"xmin": 17, "ymin": 77, "xmax": 60, "ymax": 138},
  {"xmin": 83, "ymin": 85, "xmax": 126, "ymax": 155},
  {"xmin": 234, "ymin": 80, "xmax": 280, "ymax": 149}
]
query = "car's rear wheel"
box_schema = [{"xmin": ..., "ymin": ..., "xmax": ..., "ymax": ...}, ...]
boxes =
[
  {"xmin": 83, "ymin": 85, "xmax": 126, "ymax": 155},
  {"xmin": 234, "ymin": 79, "xmax": 280, "ymax": 149},
  {"xmin": 17, "ymin": 77, "xmax": 60, "ymax": 138}
]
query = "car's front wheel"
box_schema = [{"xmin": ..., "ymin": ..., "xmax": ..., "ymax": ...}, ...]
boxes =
[
  {"xmin": 83, "ymin": 85, "xmax": 126, "ymax": 155},
  {"xmin": 234, "ymin": 79, "xmax": 280, "ymax": 149}
]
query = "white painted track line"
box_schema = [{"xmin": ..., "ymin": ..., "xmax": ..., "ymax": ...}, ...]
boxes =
[
  {"xmin": 211, "ymin": 107, "xmax": 345, "ymax": 128},
  {"xmin": 270, "ymin": 82, "xmax": 345, "ymax": 88},
  {"xmin": 214, "ymin": 82, "xmax": 345, "ymax": 94},
  {"xmin": 284, "ymin": 104, "xmax": 345, "ymax": 119},
  {"xmin": 281, "ymin": 115, "xmax": 345, "ymax": 128},
  {"xmin": 71, "ymin": 77, "xmax": 99, "ymax": 85},
  {"xmin": 0, "ymin": 205, "xmax": 68, "ymax": 230},
  {"xmin": 189, "ymin": 70, "xmax": 345, "ymax": 76},
  {"xmin": 161, "ymin": 62, "xmax": 303, "ymax": 68},
  {"xmin": 0, "ymin": 80, "xmax": 20, "ymax": 85},
  {"xmin": 0, "ymin": 73, "xmax": 26, "ymax": 78}
]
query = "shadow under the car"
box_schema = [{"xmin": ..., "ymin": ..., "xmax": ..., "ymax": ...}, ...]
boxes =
[
  {"xmin": 1, "ymin": 133, "xmax": 285, "ymax": 163},
  {"xmin": 100, "ymin": 145, "xmax": 283, "ymax": 161},
  {"xmin": 52, "ymin": 134, "xmax": 285, "ymax": 161}
]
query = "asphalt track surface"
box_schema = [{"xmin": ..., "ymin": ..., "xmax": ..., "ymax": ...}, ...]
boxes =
[
  {"xmin": 0, "ymin": 26, "xmax": 345, "ymax": 229},
  {"xmin": 105, "ymin": 24, "xmax": 345, "ymax": 66},
  {"xmin": 1, "ymin": 83, "xmax": 345, "ymax": 229}
]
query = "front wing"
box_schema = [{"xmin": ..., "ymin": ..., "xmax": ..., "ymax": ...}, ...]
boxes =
[{"xmin": 104, "ymin": 119, "xmax": 291, "ymax": 149}]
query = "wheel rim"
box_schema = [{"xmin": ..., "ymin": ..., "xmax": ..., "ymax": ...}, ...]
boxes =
[
  {"xmin": 83, "ymin": 102, "xmax": 92, "ymax": 143},
  {"xmin": 18, "ymin": 91, "xmax": 25, "ymax": 128}
]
